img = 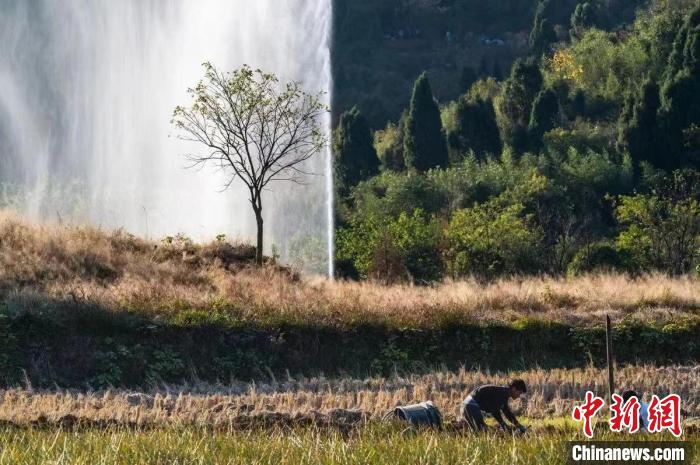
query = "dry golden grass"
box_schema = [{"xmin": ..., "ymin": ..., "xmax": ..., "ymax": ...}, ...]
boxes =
[
  {"xmin": 1, "ymin": 365, "xmax": 698, "ymax": 428},
  {"xmin": 1, "ymin": 212, "xmax": 698, "ymax": 437},
  {"xmin": 1, "ymin": 209, "xmax": 698, "ymax": 328}
]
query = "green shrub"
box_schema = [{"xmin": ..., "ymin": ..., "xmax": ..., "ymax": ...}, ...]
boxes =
[
  {"xmin": 385, "ymin": 210, "xmax": 444, "ymax": 283},
  {"xmin": 616, "ymin": 171, "xmax": 700, "ymax": 274},
  {"xmin": 447, "ymin": 201, "xmax": 542, "ymax": 279},
  {"xmin": 442, "ymin": 96, "xmax": 501, "ymax": 162},
  {"xmin": 351, "ymin": 172, "xmax": 448, "ymax": 219},
  {"xmin": 543, "ymin": 123, "xmax": 617, "ymax": 154},
  {"xmin": 374, "ymin": 118, "xmax": 406, "ymax": 172},
  {"xmin": 545, "ymin": 28, "xmax": 651, "ymax": 106},
  {"xmin": 567, "ymin": 241, "xmax": 626, "ymax": 275},
  {"xmin": 146, "ymin": 348, "xmax": 185, "ymax": 383},
  {"xmin": 337, "ymin": 209, "xmax": 443, "ymax": 283}
]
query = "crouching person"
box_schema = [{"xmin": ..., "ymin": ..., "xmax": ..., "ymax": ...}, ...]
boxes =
[{"xmin": 462, "ymin": 379, "xmax": 527, "ymax": 433}]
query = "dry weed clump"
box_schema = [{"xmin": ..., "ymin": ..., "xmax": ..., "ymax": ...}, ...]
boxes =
[
  {"xmin": 1, "ymin": 209, "xmax": 698, "ymax": 328},
  {"xmin": 0, "ymin": 365, "xmax": 697, "ymax": 428}
]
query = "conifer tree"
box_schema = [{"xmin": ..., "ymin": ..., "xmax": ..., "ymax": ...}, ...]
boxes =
[
  {"xmin": 333, "ymin": 106, "xmax": 380, "ymax": 194},
  {"xmin": 447, "ymin": 97, "xmax": 502, "ymax": 161},
  {"xmin": 530, "ymin": 0, "xmax": 557, "ymax": 56},
  {"xmin": 618, "ymin": 80, "xmax": 663, "ymax": 169},
  {"xmin": 659, "ymin": 6, "xmax": 700, "ymax": 167},
  {"xmin": 570, "ymin": 2, "xmax": 597, "ymax": 41},
  {"xmin": 404, "ymin": 73, "xmax": 449, "ymax": 171},
  {"xmin": 528, "ymin": 87, "xmax": 559, "ymax": 152},
  {"xmin": 497, "ymin": 58, "xmax": 544, "ymax": 154}
]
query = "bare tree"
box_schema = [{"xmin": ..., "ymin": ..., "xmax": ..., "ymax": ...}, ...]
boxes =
[{"xmin": 172, "ymin": 63, "xmax": 328, "ymax": 265}]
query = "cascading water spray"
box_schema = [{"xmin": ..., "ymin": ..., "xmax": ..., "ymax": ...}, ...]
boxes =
[
  {"xmin": 319, "ymin": 2, "xmax": 335, "ymax": 279},
  {"xmin": 327, "ymin": 137, "xmax": 335, "ymax": 279},
  {"xmin": 0, "ymin": 0, "xmax": 334, "ymax": 275}
]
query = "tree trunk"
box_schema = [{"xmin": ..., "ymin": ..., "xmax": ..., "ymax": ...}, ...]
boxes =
[{"xmin": 254, "ymin": 207, "xmax": 264, "ymax": 266}]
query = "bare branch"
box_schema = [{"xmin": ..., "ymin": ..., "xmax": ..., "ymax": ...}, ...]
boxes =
[{"xmin": 171, "ymin": 63, "xmax": 329, "ymax": 263}]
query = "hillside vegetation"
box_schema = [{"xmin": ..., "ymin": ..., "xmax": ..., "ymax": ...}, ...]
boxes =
[
  {"xmin": 334, "ymin": 1, "xmax": 700, "ymax": 285},
  {"xmin": 2, "ymin": 211, "xmax": 699, "ymax": 328},
  {"xmin": 0, "ymin": 211, "xmax": 698, "ymax": 388}
]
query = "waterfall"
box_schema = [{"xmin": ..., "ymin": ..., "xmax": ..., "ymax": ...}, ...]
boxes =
[{"xmin": 0, "ymin": 0, "xmax": 334, "ymax": 275}]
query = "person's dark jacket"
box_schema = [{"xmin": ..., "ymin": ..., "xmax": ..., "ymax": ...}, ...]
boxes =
[{"xmin": 469, "ymin": 385, "xmax": 517, "ymax": 428}]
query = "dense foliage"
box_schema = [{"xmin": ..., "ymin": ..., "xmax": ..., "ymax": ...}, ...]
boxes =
[
  {"xmin": 334, "ymin": 106, "xmax": 380, "ymax": 194},
  {"xmin": 335, "ymin": 1, "xmax": 700, "ymax": 282},
  {"xmin": 403, "ymin": 73, "xmax": 450, "ymax": 171},
  {"xmin": 333, "ymin": 0, "xmax": 647, "ymax": 127}
]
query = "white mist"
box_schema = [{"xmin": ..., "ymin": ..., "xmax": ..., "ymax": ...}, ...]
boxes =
[{"xmin": 0, "ymin": 0, "xmax": 333, "ymax": 275}]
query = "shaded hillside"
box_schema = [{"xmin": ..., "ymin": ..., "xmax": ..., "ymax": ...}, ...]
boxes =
[
  {"xmin": 333, "ymin": 2, "xmax": 700, "ymax": 284},
  {"xmin": 333, "ymin": 0, "xmax": 646, "ymax": 126}
]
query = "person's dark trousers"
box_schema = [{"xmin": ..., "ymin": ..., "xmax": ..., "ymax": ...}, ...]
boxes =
[{"xmin": 462, "ymin": 401, "xmax": 487, "ymax": 431}]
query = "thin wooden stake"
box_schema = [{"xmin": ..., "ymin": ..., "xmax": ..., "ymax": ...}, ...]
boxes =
[{"xmin": 606, "ymin": 315, "xmax": 615, "ymax": 402}]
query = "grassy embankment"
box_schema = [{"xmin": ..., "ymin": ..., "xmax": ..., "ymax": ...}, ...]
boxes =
[{"xmin": 0, "ymin": 210, "xmax": 698, "ymax": 388}]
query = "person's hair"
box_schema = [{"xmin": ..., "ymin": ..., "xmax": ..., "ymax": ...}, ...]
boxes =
[
  {"xmin": 510, "ymin": 379, "xmax": 527, "ymax": 393},
  {"xmin": 622, "ymin": 390, "xmax": 639, "ymax": 402}
]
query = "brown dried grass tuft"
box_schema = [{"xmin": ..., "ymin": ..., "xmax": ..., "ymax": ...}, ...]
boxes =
[
  {"xmin": 1, "ymin": 210, "xmax": 698, "ymax": 328},
  {"xmin": 0, "ymin": 365, "xmax": 697, "ymax": 427}
]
